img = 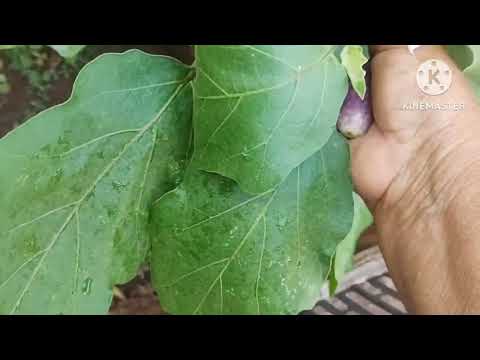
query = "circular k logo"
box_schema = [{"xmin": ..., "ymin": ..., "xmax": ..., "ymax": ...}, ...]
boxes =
[{"xmin": 416, "ymin": 59, "xmax": 452, "ymax": 96}]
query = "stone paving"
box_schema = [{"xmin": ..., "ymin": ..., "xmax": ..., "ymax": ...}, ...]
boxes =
[{"xmin": 304, "ymin": 246, "xmax": 408, "ymax": 315}]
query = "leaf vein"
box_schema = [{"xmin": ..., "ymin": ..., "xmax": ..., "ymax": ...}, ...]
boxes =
[
  {"xmin": 255, "ymin": 216, "xmax": 267, "ymax": 315},
  {"xmin": 73, "ymin": 209, "xmax": 81, "ymax": 294},
  {"xmin": 193, "ymin": 191, "xmax": 278, "ymax": 314},
  {"xmin": 89, "ymin": 80, "xmax": 185, "ymax": 98},
  {"xmin": 53, "ymin": 129, "xmax": 141, "ymax": 158},
  {"xmin": 0, "ymin": 249, "xmax": 48, "ymax": 292},
  {"xmin": 158, "ymin": 258, "xmax": 229, "ymax": 288},
  {"xmin": 309, "ymin": 63, "xmax": 328, "ymax": 127},
  {"xmin": 199, "ymin": 97, "xmax": 243, "ymax": 158},
  {"xmin": 196, "ymin": 67, "xmax": 230, "ymax": 96},
  {"xmin": 181, "ymin": 189, "xmax": 274, "ymax": 232},
  {"xmin": 296, "ymin": 167, "xmax": 302, "ymax": 267},
  {"xmin": 8, "ymin": 81, "xmax": 190, "ymax": 313},
  {"xmin": 242, "ymin": 45, "xmax": 298, "ymax": 72},
  {"xmin": 5, "ymin": 202, "xmax": 78, "ymax": 234},
  {"xmin": 256, "ymin": 76, "xmax": 300, "ymax": 187},
  {"xmin": 135, "ymin": 129, "xmax": 158, "ymax": 259},
  {"xmin": 196, "ymin": 79, "xmax": 295, "ymax": 99}
]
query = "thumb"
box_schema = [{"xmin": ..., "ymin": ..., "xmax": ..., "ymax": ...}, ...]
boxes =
[{"xmin": 367, "ymin": 45, "xmax": 476, "ymax": 137}]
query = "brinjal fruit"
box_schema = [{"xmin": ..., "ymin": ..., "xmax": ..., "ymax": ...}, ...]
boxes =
[{"xmin": 337, "ymin": 65, "xmax": 373, "ymax": 140}]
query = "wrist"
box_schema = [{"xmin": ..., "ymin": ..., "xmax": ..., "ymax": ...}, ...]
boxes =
[{"xmin": 375, "ymin": 128, "xmax": 480, "ymax": 313}]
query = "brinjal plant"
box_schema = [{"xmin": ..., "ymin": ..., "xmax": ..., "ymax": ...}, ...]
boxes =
[{"xmin": 0, "ymin": 45, "xmax": 475, "ymax": 315}]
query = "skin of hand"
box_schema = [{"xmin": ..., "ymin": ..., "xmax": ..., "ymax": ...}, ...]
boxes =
[{"xmin": 351, "ymin": 45, "xmax": 480, "ymax": 314}]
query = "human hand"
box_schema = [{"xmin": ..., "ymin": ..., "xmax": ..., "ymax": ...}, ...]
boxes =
[
  {"xmin": 349, "ymin": 45, "xmax": 480, "ymax": 213},
  {"xmin": 348, "ymin": 45, "xmax": 480, "ymax": 313}
]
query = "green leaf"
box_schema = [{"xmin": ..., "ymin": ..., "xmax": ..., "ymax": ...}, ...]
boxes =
[
  {"xmin": 328, "ymin": 193, "xmax": 373, "ymax": 295},
  {"xmin": 193, "ymin": 45, "xmax": 348, "ymax": 194},
  {"xmin": 447, "ymin": 45, "xmax": 480, "ymax": 96},
  {"xmin": 0, "ymin": 50, "xmax": 193, "ymax": 314},
  {"xmin": 340, "ymin": 45, "xmax": 369, "ymax": 99},
  {"xmin": 445, "ymin": 45, "xmax": 474, "ymax": 71},
  {"xmin": 48, "ymin": 45, "xmax": 86, "ymax": 58},
  {"xmin": 150, "ymin": 132, "xmax": 354, "ymax": 314},
  {"xmin": 461, "ymin": 46, "xmax": 480, "ymax": 96}
]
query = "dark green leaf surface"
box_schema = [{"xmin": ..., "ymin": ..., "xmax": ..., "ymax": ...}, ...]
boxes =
[
  {"xmin": 193, "ymin": 45, "xmax": 348, "ymax": 194},
  {"xmin": 446, "ymin": 45, "xmax": 474, "ymax": 71},
  {"xmin": 456, "ymin": 45, "xmax": 480, "ymax": 95},
  {"xmin": 0, "ymin": 50, "xmax": 193, "ymax": 314},
  {"xmin": 436, "ymin": 46, "xmax": 480, "ymax": 97},
  {"xmin": 151, "ymin": 133, "xmax": 353, "ymax": 315}
]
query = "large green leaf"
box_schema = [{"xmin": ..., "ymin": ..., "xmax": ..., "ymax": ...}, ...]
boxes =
[
  {"xmin": 150, "ymin": 132, "xmax": 354, "ymax": 315},
  {"xmin": 0, "ymin": 50, "xmax": 193, "ymax": 314},
  {"xmin": 193, "ymin": 45, "xmax": 348, "ymax": 194}
]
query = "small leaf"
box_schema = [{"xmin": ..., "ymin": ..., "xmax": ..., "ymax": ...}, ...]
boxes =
[
  {"xmin": 446, "ymin": 45, "xmax": 474, "ymax": 71},
  {"xmin": 0, "ymin": 50, "xmax": 194, "ymax": 314},
  {"xmin": 328, "ymin": 193, "xmax": 373, "ymax": 296},
  {"xmin": 340, "ymin": 45, "xmax": 369, "ymax": 99},
  {"xmin": 447, "ymin": 45, "xmax": 480, "ymax": 97},
  {"xmin": 48, "ymin": 45, "xmax": 86, "ymax": 58},
  {"xmin": 150, "ymin": 132, "xmax": 354, "ymax": 315},
  {"xmin": 193, "ymin": 45, "xmax": 348, "ymax": 194},
  {"xmin": 463, "ymin": 46, "xmax": 480, "ymax": 95}
]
